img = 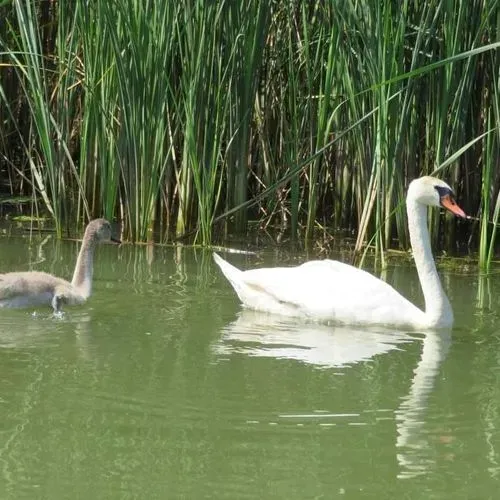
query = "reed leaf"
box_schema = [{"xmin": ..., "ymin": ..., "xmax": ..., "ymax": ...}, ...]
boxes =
[{"xmin": 0, "ymin": 0, "xmax": 498, "ymax": 265}]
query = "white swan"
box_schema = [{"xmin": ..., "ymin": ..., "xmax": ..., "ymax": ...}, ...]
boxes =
[
  {"xmin": 0, "ymin": 219, "xmax": 120, "ymax": 313},
  {"xmin": 213, "ymin": 176, "xmax": 466, "ymax": 329}
]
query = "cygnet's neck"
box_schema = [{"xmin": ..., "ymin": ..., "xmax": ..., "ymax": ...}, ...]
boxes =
[
  {"xmin": 406, "ymin": 199, "xmax": 453, "ymax": 328},
  {"xmin": 71, "ymin": 237, "xmax": 96, "ymax": 299}
]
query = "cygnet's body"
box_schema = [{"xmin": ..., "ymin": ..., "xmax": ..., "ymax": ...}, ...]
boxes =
[{"xmin": 0, "ymin": 219, "xmax": 119, "ymax": 313}]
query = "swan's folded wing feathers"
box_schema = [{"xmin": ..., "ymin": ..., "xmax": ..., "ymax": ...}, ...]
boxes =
[{"xmin": 241, "ymin": 259, "xmax": 419, "ymax": 321}]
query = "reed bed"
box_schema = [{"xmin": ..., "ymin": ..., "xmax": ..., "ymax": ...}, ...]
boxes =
[{"xmin": 0, "ymin": 0, "xmax": 498, "ymax": 266}]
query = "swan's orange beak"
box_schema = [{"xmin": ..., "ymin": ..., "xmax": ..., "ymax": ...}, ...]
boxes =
[{"xmin": 440, "ymin": 194, "xmax": 467, "ymax": 219}]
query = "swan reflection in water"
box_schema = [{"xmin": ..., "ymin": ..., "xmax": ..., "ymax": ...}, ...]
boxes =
[
  {"xmin": 215, "ymin": 310, "xmax": 415, "ymax": 368},
  {"xmin": 215, "ymin": 309, "xmax": 451, "ymax": 479},
  {"xmin": 396, "ymin": 328, "xmax": 451, "ymax": 479}
]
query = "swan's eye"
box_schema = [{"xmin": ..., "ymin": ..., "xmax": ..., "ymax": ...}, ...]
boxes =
[{"xmin": 434, "ymin": 185, "xmax": 453, "ymax": 202}]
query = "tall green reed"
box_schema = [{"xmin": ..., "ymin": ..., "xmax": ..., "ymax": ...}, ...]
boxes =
[
  {"xmin": 224, "ymin": 1, "xmax": 271, "ymax": 233},
  {"xmin": 101, "ymin": 0, "xmax": 175, "ymax": 241},
  {"xmin": 76, "ymin": 0, "xmax": 120, "ymax": 225},
  {"xmin": 479, "ymin": 34, "xmax": 500, "ymax": 270},
  {"xmin": 1, "ymin": 0, "xmax": 63, "ymax": 234},
  {"xmin": 173, "ymin": 0, "xmax": 231, "ymax": 243},
  {"xmin": 0, "ymin": 0, "xmax": 498, "ymax": 266}
]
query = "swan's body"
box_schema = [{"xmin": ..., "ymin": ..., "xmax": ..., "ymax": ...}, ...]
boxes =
[
  {"xmin": 214, "ymin": 176, "xmax": 466, "ymax": 329},
  {"xmin": 0, "ymin": 219, "xmax": 119, "ymax": 313}
]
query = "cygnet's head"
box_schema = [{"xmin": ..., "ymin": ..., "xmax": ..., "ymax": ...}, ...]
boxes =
[
  {"xmin": 408, "ymin": 176, "xmax": 466, "ymax": 218},
  {"xmin": 84, "ymin": 218, "xmax": 121, "ymax": 244}
]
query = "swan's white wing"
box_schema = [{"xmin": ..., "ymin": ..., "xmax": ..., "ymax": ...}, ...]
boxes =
[{"xmin": 238, "ymin": 260, "xmax": 424, "ymax": 326}]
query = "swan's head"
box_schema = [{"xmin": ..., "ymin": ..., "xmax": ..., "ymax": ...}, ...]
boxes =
[
  {"xmin": 84, "ymin": 219, "xmax": 121, "ymax": 244},
  {"xmin": 408, "ymin": 176, "xmax": 466, "ymax": 218}
]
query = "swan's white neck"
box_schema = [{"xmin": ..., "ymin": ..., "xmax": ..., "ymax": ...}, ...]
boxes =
[
  {"xmin": 71, "ymin": 238, "xmax": 95, "ymax": 299},
  {"xmin": 406, "ymin": 199, "xmax": 453, "ymax": 328}
]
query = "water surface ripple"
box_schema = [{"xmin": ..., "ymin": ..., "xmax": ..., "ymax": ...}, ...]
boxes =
[{"xmin": 0, "ymin": 237, "xmax": 499, "ymax": 498}]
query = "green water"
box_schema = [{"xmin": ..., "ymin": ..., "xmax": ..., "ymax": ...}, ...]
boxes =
[{"xmin": 0, "ymin": 234, "xmax": 499, "ymax": 499}]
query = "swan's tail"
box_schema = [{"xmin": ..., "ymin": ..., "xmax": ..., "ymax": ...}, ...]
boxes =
[
  {"xmin": 213, "ymin": 253, "xmax": 302, "ymax": 316},
  {"xmin": 213, "ymin": 253, "xmax": 249, "ymax": 300},
  {"xmin": 213, "ymin": 252, "xmax": 242, "ymax": 279}
]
